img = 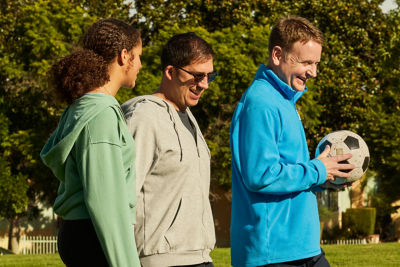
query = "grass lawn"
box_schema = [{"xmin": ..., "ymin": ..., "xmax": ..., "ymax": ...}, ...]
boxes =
[
  {"xmin": 211, "ymin": 243, "xmax": 400, "ymax": 267},
  {"xmin": 0, "ymin": 243, "xmax": 399, "ymax": 266},
  {"xmin": 0, "ymin": 253, "xmax": 63, "ymax": 267},
  {"xmin": 323, "ymin": 242, "xmax": 400, "ymax": 267}
]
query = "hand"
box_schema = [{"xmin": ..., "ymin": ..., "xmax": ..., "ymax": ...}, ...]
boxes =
[
  {"xmin": 317, "ymin": 145, "xmax": 355, "ymax": 181},
  {"xmin": 320, "ymin": 180, "xmax": 353, "ymax": 190}
]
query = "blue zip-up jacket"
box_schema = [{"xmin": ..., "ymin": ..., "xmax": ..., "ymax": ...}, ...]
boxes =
[{"xmin": 230, "ymin": 65, "xmax": 327, "ymax": 267}]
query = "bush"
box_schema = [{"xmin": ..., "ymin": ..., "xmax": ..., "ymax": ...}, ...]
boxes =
[
  {"xmin": 342, "ymin": 208, "xmax": 376, "ymax": 238},
  {"xmin": 318, "ymin": 205, "xmax": 336, "ymax": 222}
]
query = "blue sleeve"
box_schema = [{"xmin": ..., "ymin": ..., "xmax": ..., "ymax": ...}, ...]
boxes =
[{"xmin": 232, "ymin": 104, "xmax": 326, "ymax": 195}]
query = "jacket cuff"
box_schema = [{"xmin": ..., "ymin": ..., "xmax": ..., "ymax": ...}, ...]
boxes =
[{"xmin": 311, "ymin": 158, "xmax": 327, "ymax": 186}]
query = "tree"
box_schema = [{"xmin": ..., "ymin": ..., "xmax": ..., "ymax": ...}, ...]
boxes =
[
  {"xmin": 130, "ymin": 0, "xmax": 400, "ymax": 238},
  {"xmin": 0, "ymin": 111, "xmax": 29, "ymax": 251},
  {"xmin": 367, "ymin": 5, "xmax": 400, "ymax": 238},
  {"xmin": 2, "ymin": 0, "xmax": 400, "ymax": 243},
  {"xmin": 132, "ymin": 0, "xmax": 389, "ymax": 183},
  {"xmin": 0, "ymin": 157, "xmax": 29, "ymax": 252},
  {"xmin": 133, "ymin": 0, "xmax": 258, "ymax": 42},
  {"xmin": 0, "ymin": 0, "xmax": 130, "ymax": 250}
]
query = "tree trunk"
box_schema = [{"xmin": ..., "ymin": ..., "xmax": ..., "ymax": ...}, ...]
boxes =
[{"xmin": 7, "ymin": 217, "xmax": 21, "ymax": 254}]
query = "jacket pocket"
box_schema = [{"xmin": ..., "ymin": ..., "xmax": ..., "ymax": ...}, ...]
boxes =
[{"xmin": 164, "ymin": 192, "xmax": 207, "ymax": 251}]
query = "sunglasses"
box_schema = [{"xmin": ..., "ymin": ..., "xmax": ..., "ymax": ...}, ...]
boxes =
[{"xmin": 175, "ymin": 66, "xmax": 218, "ymax": 83}]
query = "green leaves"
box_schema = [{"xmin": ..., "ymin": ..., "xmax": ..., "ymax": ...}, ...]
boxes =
[
  {"xmin": 131, "ymin": 0, "xmax": 398, "ymax": 194},
  {"xmin": 0, "ymin": 0, "xmax": 399, "ymax": 236},
  {"xmin": 0, "ymin": 158, "xmax": 29, "ymax": 219},
  {"xmin": 0, "ymin": 0, "xmax": 127, "ymax": 220},
  {"xmin": 14, "ymin": 0, "xmax": 96, "ymax": 77}
]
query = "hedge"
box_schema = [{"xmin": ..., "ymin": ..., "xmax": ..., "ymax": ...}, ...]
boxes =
[{"xmin": 342, "ymin": 208, "xmax": 376, "ymax": 238}]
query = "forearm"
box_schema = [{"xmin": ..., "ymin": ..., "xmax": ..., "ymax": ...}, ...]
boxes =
[{"xmin": 241, "ymin": 158, "xmax": 327, "ymax": 194}]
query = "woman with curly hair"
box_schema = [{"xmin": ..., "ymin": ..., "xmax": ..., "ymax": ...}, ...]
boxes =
[{"xmin": 40, "ymin": 18, "xmax": 142, "ymax": 267}]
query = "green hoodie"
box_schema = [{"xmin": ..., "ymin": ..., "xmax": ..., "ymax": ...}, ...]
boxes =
[{"xmin": 41, "ymin": 93, "xmax": 140, "ymax": 267}]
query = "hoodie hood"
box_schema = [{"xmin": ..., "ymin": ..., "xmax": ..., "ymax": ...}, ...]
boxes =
[
  {"xmin": 40, "ymin": 93, "xmax": 121, "ymax": 181},
  {"xmin": 122, "ymin": 95, "xmax": 171, "ymax": 116},
  {"xmin": 122, "ymin": 95, "xmax": 198, "ymax": 162}
]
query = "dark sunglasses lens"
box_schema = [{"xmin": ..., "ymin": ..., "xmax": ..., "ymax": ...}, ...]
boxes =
[
  {"xmin": 194, "ymin": 74, "xmax": 206, "ymax": 83},
  {"xmin": 207, "ymin": 72, "xmax": 218, "ymax": 82}
]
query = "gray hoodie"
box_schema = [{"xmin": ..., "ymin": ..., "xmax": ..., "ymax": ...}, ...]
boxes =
[{"xmin": 122, "ymin": 95, "xmax": 215, "ymax": 267}]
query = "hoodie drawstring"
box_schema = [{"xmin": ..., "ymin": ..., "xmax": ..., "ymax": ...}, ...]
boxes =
[{"xmin": 163, "ymin": 101, "xmax": 184, "ymax": 162}]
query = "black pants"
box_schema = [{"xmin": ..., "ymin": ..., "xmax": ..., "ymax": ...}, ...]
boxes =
[
  {"xmin": 259, "ymin": 249, "xmax": 330, "ymax": 267},
  {"xmin": 172, "ymin": 263, "xmax": 215, "ymax": 267},
  {"xmin": 58, "ymin": 219, "xmax": 109, "ymax": 267}
]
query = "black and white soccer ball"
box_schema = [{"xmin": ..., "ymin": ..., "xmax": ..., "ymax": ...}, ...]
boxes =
[{"xmin": 315, "ymin": 130, "xmax": 370, "ymax": 184}]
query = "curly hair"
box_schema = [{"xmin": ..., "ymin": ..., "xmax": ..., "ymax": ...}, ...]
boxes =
[
  {"xmin": 49, "ymin": 49, "xmax": 109, "ymax": 105},
  {"xmin": 161, "ymin": 32, "xmax": 214, "ymax": 71},
  {"xmin": 268, "ymin": 16, "xmax": 324, "ymax": 56},
  {"xmin": 83, "ymin": 18, "xmax": 141, "ymax": 64},
  {"xmin": 49, "ymin": 18, "xmax": 141, "ymax": 104}
]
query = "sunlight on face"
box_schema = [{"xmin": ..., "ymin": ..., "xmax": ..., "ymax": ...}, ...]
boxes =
[{"xmin": 277, "ymin": 40, "xmax": 322, "ymax": 92}]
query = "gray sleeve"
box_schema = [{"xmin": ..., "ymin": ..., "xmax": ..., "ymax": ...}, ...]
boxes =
[{"xmin": 125, "ymin": 102, "xmax": 159, "ymax": 196}]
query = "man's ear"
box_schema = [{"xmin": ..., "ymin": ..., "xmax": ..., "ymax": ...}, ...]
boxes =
[
  {"xmin": 164, "ymin": 65, "xmax": 174, "ymax": 81},
  {"xmin": 271, "ymin": 46, "xmax": 283, "ymax": 66}
]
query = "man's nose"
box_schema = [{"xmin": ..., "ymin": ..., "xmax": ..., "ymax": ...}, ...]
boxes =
[
  {"xmin": 307, "ymin": 64, "xmax": 317, "ymax": 78},
  {"xmin": 197, "ymin": 76, "xmax": 209, "ymax": 90}
]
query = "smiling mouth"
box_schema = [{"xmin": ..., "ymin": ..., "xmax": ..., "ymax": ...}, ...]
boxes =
[
  {"xmin": 298, "ymin": 77, "xmax": 307, "ymax": 84},
  {"xmin": 190, "ymin": 87, "xmax": 203, "ymax": 95}
]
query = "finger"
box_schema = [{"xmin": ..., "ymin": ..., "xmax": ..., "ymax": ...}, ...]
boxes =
[
  {"xmin": 317, "ymin": 145, "xmax": 331, "ymax": 159},
  {"xmin": 336, "ymin": 163, "xmax": 355, "ymax": 170},
  {"xmin": 332, "ymin": 170, "xmax": 351, "ymax": 178},
  {"xmin": 335, "ymin": 153, "xmax": 353, "ymax": 162}
]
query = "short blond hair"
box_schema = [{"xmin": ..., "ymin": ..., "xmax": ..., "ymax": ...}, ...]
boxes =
[{"xmin": 268, "ymin": 16, "xmax": 324, "ymax": 55}]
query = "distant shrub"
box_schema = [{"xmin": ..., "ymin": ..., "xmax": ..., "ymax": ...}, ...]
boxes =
[{"xmin": 342, "ymin": 208, "xmax": 376, "ymax": 238}]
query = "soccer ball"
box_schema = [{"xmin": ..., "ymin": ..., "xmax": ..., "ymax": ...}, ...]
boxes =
[{"xmin": 315, "ymin": 130, "xmax": 370, "ymax": 184}]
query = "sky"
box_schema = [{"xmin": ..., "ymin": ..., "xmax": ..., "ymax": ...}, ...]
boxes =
[{"xmin": 381, "ymin": 0, "xmax": 398, "ymax": 13}]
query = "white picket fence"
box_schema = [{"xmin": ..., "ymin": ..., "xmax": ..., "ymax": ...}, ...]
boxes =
[
  {"xmin": 21, "ymin": 235, "xmax": 58, "ymax": 254},
  {"xmin": 17, "ymin": 235, "xmax": 374, "ymax": 254},
  {"xmin": 321, "ymin": 239, "xmax": 368, "ymax": 245}
]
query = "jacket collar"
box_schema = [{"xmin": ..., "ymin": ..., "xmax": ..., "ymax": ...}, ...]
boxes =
[{"xmin": 255, "ymin": 64, "xmax": 307, "ymax": 103}]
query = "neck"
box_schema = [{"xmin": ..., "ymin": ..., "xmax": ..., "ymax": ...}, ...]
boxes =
[
  {"xmin": 89, "ymin": 78, "xmax": 120, "ymax": 96},
  {"xmin": 153, "ymin": 87, "xmax": 185, "ymax": 112},
  {"xmin": 266, "ymin": 60, "xmax": 274, "ymax": 70},
  {"xmin": 90, "ymin": 86, "xmax": 112, "ymax": 95},
  {"xmin": 88, "ymin": 61, "xmax": 122, "ymax": 96}
]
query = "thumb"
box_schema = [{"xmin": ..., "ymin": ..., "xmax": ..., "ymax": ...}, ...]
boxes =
[{"xmin": 317, "ymin": 145, "xmax": 331, "ymax": 159}]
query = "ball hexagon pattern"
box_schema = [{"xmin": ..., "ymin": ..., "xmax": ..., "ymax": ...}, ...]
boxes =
[{"xmin": 315, "ymin": 130, "xmax": 370, "ymax": 184}]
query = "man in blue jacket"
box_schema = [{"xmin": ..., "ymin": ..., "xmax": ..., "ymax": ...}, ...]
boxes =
[{"xmin": 230, "ymin": 16, "xmax": 355, "ymax": 267}]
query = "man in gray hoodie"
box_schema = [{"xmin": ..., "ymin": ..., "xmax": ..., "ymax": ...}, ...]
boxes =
[{"xmin": 122, "ymin": 33, "xmax": 218, "ymax": 267}]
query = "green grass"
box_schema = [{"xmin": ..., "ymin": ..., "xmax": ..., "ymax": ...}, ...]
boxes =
[
  {"xmin": 0, "ymin": 243, "xmax": 399, "ymax": 266},
  {"xmin": 323, "ymin": 243, "xmax": 400, "ymax": 267},
  {"xmin": 211, "ymin": 243, "xmax": 400, "ymax": 267},
  {"xmin": 0, "ymin": 253, "xmax": 63, "ymax": 267}
]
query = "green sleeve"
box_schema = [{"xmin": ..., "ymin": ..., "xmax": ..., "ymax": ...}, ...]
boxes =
[{"xmin": 76, "ymin": 108, "xmax": 140, "ymax": 267}]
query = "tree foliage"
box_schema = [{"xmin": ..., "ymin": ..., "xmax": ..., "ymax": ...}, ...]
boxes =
[
  {"xmin": 0, "ymin": 158, "xmax": 29, "ymax": 220},
  {"xmin": 1, "ymin": 0, "xmax": 400, "ymax": 240},
  {"xmin": 0, "ymin": 0, "xmax": 97, "ymax": 211},
  {"xmin": 0, "ymin": 0, "xmax": 130, "ymax": 249},
  {"xmin": 131, "ymin": 0, "xmax": 400, "ymax": 236},
  {"xmin": 0, "ymin": 111, "xmax": 29, "ymax": 220}
]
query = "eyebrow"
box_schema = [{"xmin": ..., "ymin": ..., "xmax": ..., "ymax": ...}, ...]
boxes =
[{"xmin": 298, "ymin": 58, "xmax": 320, "ymax": 64}]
